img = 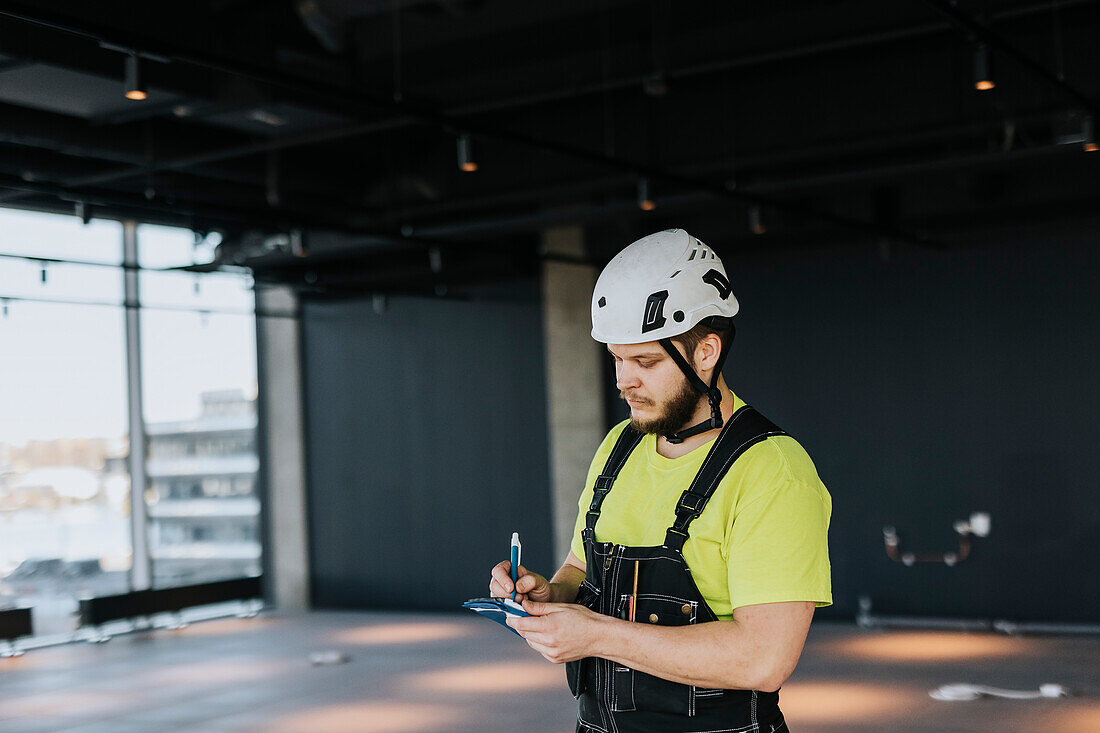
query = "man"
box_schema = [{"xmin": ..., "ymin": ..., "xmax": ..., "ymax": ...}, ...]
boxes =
[{"xmin": 489, "ymin": 228, "xmax": 831, "ymax": 733}]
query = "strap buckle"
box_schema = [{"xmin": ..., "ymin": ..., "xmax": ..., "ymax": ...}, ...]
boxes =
[
  {"xmin": 664, "ymin": 527, "xmax": 689, "ymax": 550},
  {"xmin": 589, "ymin": 476, "xmax": 616, "ymax": 510},
  {"xmin": 677, "ymin": 492, "xmax": 707, "ymax": 515}
]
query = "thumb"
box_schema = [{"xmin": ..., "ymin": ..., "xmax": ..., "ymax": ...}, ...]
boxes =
[{"xmin": 516, "ymin": 571, "xmax": 545, "ymax": 594}]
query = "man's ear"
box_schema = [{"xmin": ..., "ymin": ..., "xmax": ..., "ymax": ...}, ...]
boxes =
[{"xmin": 694, "ymin": 333, "xmax": 723, "ymax": 371}]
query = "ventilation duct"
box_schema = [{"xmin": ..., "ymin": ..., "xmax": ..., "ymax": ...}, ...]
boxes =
[{"xmin": 296, "ymin": 0, "xmax": 480, "ymax": 53}]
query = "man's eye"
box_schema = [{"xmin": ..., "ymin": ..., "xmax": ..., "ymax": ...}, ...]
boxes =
[{"xmin": 638, "ymin": 361, "xmax": 655, "ymax": 369}]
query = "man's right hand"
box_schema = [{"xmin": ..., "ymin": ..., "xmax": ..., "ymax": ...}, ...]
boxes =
[{"xmin": 489, "ymin": 561, "xmax": 552, "ymax": 604}]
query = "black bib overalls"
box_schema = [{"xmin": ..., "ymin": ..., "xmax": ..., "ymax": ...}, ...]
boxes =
[{"xmin": 566, "ymin": 406, "xmax": 790, "ymax": 733}]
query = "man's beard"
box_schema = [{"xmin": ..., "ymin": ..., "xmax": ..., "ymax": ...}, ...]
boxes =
[{"xmin": 623, "ymin": 377, "xmax": 702, "ymax": 437}]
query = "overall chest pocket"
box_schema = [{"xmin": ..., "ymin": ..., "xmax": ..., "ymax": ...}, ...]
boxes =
[
  {"xmin": 608, "ymin": 594, "xmax": 703, "ymax": 715},
  {"xmin": 565, "ymin": 580, "xmax": 601, "ymax": 699}
]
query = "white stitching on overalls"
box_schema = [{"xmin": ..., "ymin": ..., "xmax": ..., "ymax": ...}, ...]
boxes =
[
  {"xmin": 634, "ymin": 592, "xmax": 692, "ymax": 603},
  {"xmin": 630, "ymin": 659, "xmax": 636, "ymax": 713},
  {"xmin": 582, "ymin": 410, "xmax": 782, "ymax": 731},
  {"xmin": 682, "ymin": 723, "xmax": 759, "ymax": 733},
  {"xmin": 578, "ymin": 718, "xmax": 608, "ymax": 733},
  {"xmin": 604, "ymin": 544, "xmax": 623, "ymax": 731},
  {"xmin": 608, "ymin": 547, "xmax": 625, "ymax": 721},
  {"xmin": 708, "ymin": 432, "xmax": 785, "ymax": 503},
  {"xmin": 692, "ymin": 407, "xmax": 746, "ymax": 477},
  {"xmin": 608, "ymin": 430, "xmax": 642, "ymax": 475}
]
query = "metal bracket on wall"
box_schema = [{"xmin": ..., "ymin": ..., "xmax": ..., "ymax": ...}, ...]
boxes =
[
  {"xmin": 883, "ymin": 512, "xmax": 991, "ymax": 566},
  {"xmin": 0, "ymin": 640, "xmax": 25, "ymax": 658},
  {"xmin": 855, "ymin": 595, "xmax": 1100, "ymax": 635}
]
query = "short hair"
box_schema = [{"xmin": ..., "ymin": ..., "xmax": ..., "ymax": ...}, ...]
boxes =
[{"xmin": 669, "ymin": 319, "xmax": 729, "ymax": 366}]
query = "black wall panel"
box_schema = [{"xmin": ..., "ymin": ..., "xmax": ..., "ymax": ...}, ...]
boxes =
[
  {"xmin": 301, "ymin": 223, "xmax": 1098, "ymax": 622},
  {"xmin": 663, "ymin": 223, "xmax": 1100, "ymax": 623},
  {"xmin": 303, "ymin": 283, "xmax": 553, "ymax": 610}
]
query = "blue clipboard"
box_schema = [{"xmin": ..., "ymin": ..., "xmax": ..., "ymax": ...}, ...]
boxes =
[{"xmin": 462, "ymin": 597, "xmax": 531, "ymax": 636}]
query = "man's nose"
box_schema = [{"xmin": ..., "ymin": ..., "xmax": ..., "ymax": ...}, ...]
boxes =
[{"xmin": 616, "ymin": 363, "xmax": 641, "ymax": 390}]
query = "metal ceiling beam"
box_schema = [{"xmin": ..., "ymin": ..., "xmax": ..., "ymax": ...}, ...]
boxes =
[
  {"xmin": 396, "ymin": 140, "xmax": 1093, "ymax": 241},
  {"xmin": 0, "ymin": 172, "xmax": 286, "ymax": 227},
  {"xmin": 371, "ymin": 106, "xmax": 1067, "ymax": 224},
  {"xmin": 2, "ymin": 0, "xmax": 1088, "ymax": 183},
  {"xmin": 2, "ymin": 2, "xmax": 1093, "ymax": 246},
  {"xmin": 0, "ymin": 168, "xmax": 549, "ymax": 272},
  {"xmin": 383, "ymin": 0, "xmax": 1100, "ymax": 116},
  {"xmin": 0, "ymin": 102, "xmax": 362, "ymax": 202},
  {"xmin": 0, "ymin": 2, "xmax": 942, "ymax": 249}
]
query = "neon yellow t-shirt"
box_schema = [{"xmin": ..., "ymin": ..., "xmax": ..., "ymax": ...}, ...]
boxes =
[{"xmin": 570, "ymin": 391, "xmax": 832, "ymax": 620}]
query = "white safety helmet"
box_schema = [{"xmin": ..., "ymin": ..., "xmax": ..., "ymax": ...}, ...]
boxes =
[
  {"xmin": 591, "ymin": 229, "xmax": 739, "ymax": 444},
  {"xmin": 591, "ymin": 228, "xmax": 738, "ymax": 345}
]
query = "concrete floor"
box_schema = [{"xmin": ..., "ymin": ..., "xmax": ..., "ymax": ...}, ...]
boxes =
[{"xmin": 1, "ymin": 612, "xmax": 1098, "ymax": 732}]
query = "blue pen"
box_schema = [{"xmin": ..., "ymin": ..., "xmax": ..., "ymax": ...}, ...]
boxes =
[{"xmin": 510, "ymin": 532, "xmax": 522, "ymax": 601}]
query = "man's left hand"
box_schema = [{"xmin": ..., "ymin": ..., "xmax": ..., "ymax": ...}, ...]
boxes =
[{"xmin": 506, "ymin": 600, "xmax": 605, "ymax": 664}]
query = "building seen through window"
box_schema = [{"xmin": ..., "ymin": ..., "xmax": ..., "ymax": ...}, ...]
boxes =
[{"xmin": 145, "ymin": 389, "xmax": 261, "ymax": 588}]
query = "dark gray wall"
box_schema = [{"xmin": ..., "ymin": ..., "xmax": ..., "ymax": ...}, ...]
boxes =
[
  {"xmin": 672, "ymin": 222, "xmax": 1100, "ymax": 623},
  {"xmin": 302, "ymin": 283, "xmax": 553, "ymax": 610},
  {"xmin": 300, "ymin": 221, "xmax": 1099, "ymax": 622}
]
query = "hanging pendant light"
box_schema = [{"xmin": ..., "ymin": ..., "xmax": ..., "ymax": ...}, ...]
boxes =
[
  {"xmin": 973, "ymin": 45, "xmax": 994, "ymax": 91},
  {"xmin": 124, "ymin": 53, "xmax": 147, "ymax": 101}
]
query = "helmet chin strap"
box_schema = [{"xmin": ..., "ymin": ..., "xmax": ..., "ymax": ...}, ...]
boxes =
[{"xmin": 657, "ymin": 321, "xmax": 735, "ymax": 445}]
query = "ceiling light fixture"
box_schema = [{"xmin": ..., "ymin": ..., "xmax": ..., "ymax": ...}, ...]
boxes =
[
  {"xmin": 457, "ymin": 134, "xmax": 477, "ymax": 172},
  {"xmin": 247, "ymin": 109, "xmax": 287, "ymax": 127},
  {"xmin": 749, "ymin": 205, "xmax": 766, "ymax": 235},
  {"xmin": 637, "ymin": 179, "xmax": 656, "ymax": 211},
  {"xmin": 124, "ymin": 53, "xmax": 147, "ymax": 101},
  {"xmin": 1083, "ymin": 116, "xmax": 1098, "ymax": 152},
  {"xmin": 973, "ymin": 45, "xmax": 994, "ymax": 91}
]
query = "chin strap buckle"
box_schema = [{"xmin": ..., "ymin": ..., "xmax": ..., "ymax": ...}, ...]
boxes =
[{"xmin": 706, "ymin": 388, "xmax": 723, "ymax": 429}]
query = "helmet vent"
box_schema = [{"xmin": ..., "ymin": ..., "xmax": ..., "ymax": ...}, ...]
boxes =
[
  {"xmin": 669, "ymin": 270, "xmax": 680, "ymax": 279},
  {"xmin": 597, "ymin": 296, "xmax": 607, "ymax": 308},
  {"xmin": 688, "ymin": 250, "xmax": 697, "ymax": 261}
]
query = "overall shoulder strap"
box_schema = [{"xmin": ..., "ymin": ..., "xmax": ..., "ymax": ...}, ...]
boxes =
[
  {"xmin": 584, "ymin": 424, "xmax": 645, "ymax": 540},
  {"xmin": 664, "ymin": 406, "xmax": 787, "ymax": 552}
]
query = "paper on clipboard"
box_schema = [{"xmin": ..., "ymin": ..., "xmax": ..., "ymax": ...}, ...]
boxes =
[{"xmin": 461, "ymin": 597, "xmax": 531, "ymax": 636}]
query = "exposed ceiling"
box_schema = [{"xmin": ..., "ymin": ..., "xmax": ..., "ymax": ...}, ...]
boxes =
[{"xmin": 1, "ymin": 0, "xmax": 1099, "ymax": 295}]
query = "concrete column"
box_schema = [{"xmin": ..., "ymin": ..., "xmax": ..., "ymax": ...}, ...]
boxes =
[
  {"xmin": 255, "ymin": 284, "xmax": 311, "ymax": 610},
  {"xmin": 541, "ymin": 227, "xmax": 607, "ymax": 563}
]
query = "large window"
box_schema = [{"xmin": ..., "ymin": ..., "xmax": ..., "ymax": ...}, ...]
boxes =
[
  {"xmin": 138, "ymin": 224, "xmax": 260, "ymax": 589},
  {"xmin": 0, "ymin": 211, "xmax": 261, "ymax": 636},
  {"xmin": 0, "ymin": 211, "xmax": 130, "ymax": 636}
]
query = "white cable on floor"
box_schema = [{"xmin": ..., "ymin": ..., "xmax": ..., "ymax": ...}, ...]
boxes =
[{"xmin": 930, "ymin": 683, "xmax": 1068, "ymax": 701}]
